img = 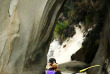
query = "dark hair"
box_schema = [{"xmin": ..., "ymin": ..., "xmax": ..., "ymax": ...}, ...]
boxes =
[{"xmin": 49, "ymin": 58, "xmax": 56, "ymax": 64}]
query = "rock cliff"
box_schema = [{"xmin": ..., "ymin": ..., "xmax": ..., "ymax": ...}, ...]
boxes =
[
  {"xmin": 0, "ymin": 0, "xmax": 64, "ymax": 74},
  {"xmin": 88, "ymin": 1, "xmax": 110, "ymax": 73}
]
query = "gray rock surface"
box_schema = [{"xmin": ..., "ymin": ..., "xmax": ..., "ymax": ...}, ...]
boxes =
[
  {"xmin": 0, "ymin": 0, "xmax": 64, "ymax": 74},
  {"xmin": 88, "ymin": 1, "xmax": 110, "ymax": 74},
  {"xmin": 62, "ymin": 72, "xmax": 86, "ymax": 74},
  {"xmin": 58, "ymin": 61, "xmax": 88, "ymax": 73}
]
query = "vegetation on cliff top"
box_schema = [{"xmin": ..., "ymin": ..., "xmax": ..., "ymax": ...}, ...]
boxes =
[
  {"xmin": 70, "ymin": 0, "xmax": 106, "ymax": 63},
  {"xmin": 53, "ymin": 0, "xmax": 105, "ymax": 44}
]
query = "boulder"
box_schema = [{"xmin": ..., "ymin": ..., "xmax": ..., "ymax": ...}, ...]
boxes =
[{"xmin": 58, "ymin": 61, "xmax": 88, "ymax": 73}]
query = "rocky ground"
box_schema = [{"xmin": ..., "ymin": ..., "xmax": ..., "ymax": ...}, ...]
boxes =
[
  {"xmin": 58, "ymin": 61, "xmax": 88, "ymax": 74},
  {"xmin": 62, "ymin": 72, "xmax": 86, "ymax": 74}
]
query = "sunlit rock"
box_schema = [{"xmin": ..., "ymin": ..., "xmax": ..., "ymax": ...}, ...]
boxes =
[{"xmin": 0, "ymin": 0, "xmax": 64, "ymax": 74}]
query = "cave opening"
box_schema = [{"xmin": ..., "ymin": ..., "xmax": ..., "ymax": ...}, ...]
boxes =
[{"xmin": 46, "ymin": 0, "xmax": 105, "ymax": 71}]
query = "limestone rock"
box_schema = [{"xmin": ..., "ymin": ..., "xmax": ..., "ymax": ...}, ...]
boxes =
[{"xmin": 0, "ymin": 0, "xmax": 64, "ymax": 74}]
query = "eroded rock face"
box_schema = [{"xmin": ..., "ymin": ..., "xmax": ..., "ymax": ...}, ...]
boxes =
[
  {"xmin": 0, "ymin": 0, "xmax": 64, "ymax": 74},
  {"xmin": 71, "ymin": 23, "xmax": 103, "ymax": 64},
  {"xmin": 88, "ymin": 1, "xmax": 110, "ymax": 74}
]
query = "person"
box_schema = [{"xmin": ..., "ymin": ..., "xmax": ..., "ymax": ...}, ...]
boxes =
[{"xmin": 42, "ymin": 58, "xmax": 61, "ymax": 74}]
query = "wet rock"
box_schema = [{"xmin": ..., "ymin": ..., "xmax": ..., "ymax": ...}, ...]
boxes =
[{"xmin": 63, "ymin": 44, "xmax": 66, "ymax": 48}]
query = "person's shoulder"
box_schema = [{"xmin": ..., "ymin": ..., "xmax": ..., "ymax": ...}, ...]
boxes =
[{"xmin": 56, "ymin": 70, "xmax": 61, "ymax": 74}]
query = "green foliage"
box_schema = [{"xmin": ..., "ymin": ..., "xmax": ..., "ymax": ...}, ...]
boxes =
[
  {"xmin": 53, "ymin": 0, "xmax": 105, "ymax": 43},
  {"xmin": 54, "ymin": 20, "xmax": 69, "ymax": 36},
  {"xmin": 53, "ymin": 19, "xmax": 70, "ymax": 44},
  {"xmin": 85, "ymin": 14, "xmax": 93, "ymax": 25}
]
